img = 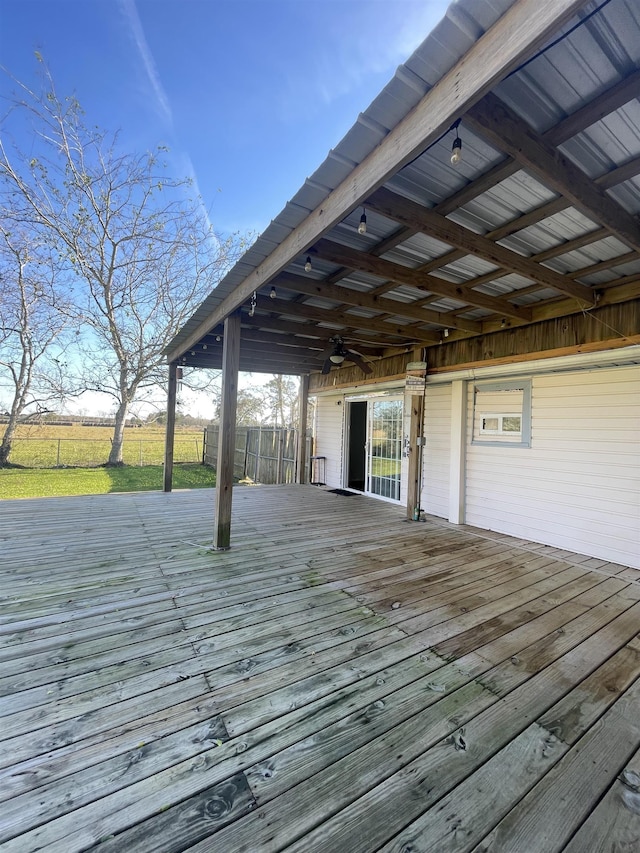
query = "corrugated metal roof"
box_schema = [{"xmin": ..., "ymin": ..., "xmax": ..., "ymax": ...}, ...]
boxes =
[{"xmin": 167, "ymin": 0, "xmax": 640, "ymax": 370}]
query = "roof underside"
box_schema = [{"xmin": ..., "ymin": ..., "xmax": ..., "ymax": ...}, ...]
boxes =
[{"xmin": 166, "ymin": 0, "xmax": 640, "ymax": 376}]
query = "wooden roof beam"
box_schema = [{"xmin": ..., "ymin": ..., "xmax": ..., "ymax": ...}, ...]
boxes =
[
  {"xmin": 367, "ymin": 187, "xmax": 596, "ymax": 305},
  {"xmin": 241, "ymin": 327, "xmax": 386, "ymax": 355},
  {"xmin": 254, "ymin": 294, "xmax": 441, "ymax": 343},
  {"xmin": 465, "ymin": 92, "xmax": 640, "ymax": 254},
  {"xmin": 239, "ymin": 314, "xmax": 390, "ymax": 348},
  {"xmin": 275, "ymin": 271, "xmax": 482, "ymax": 333},
  {"xmin": 315, "ymin": 238, "xmax": 533, "ymax": 322}
]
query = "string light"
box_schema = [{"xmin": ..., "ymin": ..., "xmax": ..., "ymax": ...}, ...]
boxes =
[
  {"xmin": 270, "ymin": 286, "xmax": 277, "ymax": 299},
  {"xmin": 358, "ymin": 209, "xmax": 367, "ymax": 235},
  {"xmin": 450, "ymin": 119, "xmax": 462, "ymax": 166},
  {"xmin": 304, "ymin": 256, "xmax": 312, "ymax": 272},
  {"xmin": 248, "ymin": 290, "xmax": 257, "ymax": 317}
]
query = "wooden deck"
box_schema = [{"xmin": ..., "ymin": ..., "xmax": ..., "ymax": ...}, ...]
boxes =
[{"xmin": 1, "ymin": 484, "xmax": 639, "ymax": 852}]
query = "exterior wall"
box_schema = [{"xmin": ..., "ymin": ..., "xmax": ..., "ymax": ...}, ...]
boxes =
[
  {"xmin": 421, "ymin": 383, "xmax": 451, "ymax": 519},
  {"xmin": 314, "ymin": 356, "xmax": 639, "ymax": 569},
  {"xmin": 464, "ymin": 364, "xmax": 640, "ymax": 568},
  {"xmin": 312, "ymin": 392, "xmax": 345, "ymax": 488}
]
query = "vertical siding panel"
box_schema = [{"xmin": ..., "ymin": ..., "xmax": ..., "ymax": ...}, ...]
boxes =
[
  {"xmin": 465, "ymin": 365, "xmax": 640, "ymax": 568},
  {"xmin": 313, "ymin": 394, "xmax": 345, "ymax": 488},
  {"xmin": 422, "ymin": 383, "xmax": 452, "ymax": 519}
]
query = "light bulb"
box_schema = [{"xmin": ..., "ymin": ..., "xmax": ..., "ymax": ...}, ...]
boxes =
[
  {"xmin": 451, "ymin": 136, "xmax": 462, "ymax": 166},
  {"xmin": 358, "ymin": 211, "xmax": 367, "ymax": 235},
  {"xmin": 270, "ymin": 286, "xmax": 277, "ymax": 299},
  {"xmin": 304, "ymin": 256, "xmax": 312, "ymax": 272}
]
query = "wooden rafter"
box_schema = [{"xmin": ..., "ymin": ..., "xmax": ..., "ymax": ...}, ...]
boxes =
[
  {"xmin": 274, "ymin": 271, "xmax": 482, "ymax": 333},
  {"xmin": 437, "ymin": 67, "xmax": 640, "ymax": 216},
  {"xmin": 254, "ymin": 294, "xmax": 441, "ymax": 343},
  {"xmin": 239, "ymin": 312, "xmax": 403, "ymax": 347},
  {"xmin": 466, "ymin": 92, "xmax": 640, "ymax": 253},
  {"xmin": 366, "ymin": 187, "xmax": 596, "ymax": 304},
  {"xmin": 240, "ymin": 326, "xmax": 386, "ymax": 355},
  {"xmin": 314, "ymin": 238, "xmax": 533, "ymax": 321}
]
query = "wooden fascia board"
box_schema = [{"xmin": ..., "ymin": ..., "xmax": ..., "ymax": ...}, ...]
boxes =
[
  {"xmin": 165, "ymin": 0, "xmax": 587, "ymax": 361},
  {"xmin": 367, "ymin": 187, "xmax": 595, "ymax": 304},
  {"xmin": 466, "ymin": 92, "xmax": 640, "ymax": 253},
  {"xmin": 274, "ymin": 271, "xmax": 483, "ymax": 333},
  {"xmin": 428, "ymin": 334, "xmax": 640, "ymax": 375},
  {"xmin": 315, "ymin": 238, "xmax": 533, "ymax": 321},
  {"xmin": 472, "ymin": 280, "xmax": 640, "ymax": 334}
]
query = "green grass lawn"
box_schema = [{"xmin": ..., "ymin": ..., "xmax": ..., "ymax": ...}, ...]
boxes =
[{"xmin": 0, "ymin": 464, "xmax": 216, "ymax": 499}]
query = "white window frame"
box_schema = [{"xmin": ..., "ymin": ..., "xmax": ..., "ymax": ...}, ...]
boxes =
[
  {"xmin": 479, "ymin": 413, "xmax": 522, "ymax": 436},
  {"xmin": 472, "ymin": 379, "xmax": 532, "ymax": 448}
]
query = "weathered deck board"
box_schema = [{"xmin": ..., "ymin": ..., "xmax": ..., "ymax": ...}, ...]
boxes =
[{"xmin": 1, "ymin": 485, "xmax": 638, "ymax": 852}]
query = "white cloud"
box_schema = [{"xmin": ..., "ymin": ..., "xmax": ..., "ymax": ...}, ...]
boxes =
[
  {"xmin": 117, "ymin": 0, "xmax": 173, "ymax": 129},
  {"xmin": 279, "ymin": 0, "xmax": 450, "ymax": 118}
]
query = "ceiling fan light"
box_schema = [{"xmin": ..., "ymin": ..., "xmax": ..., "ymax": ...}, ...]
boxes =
[{"xmin": 329, "ymin": 353, "xmax": 345, "ymax": 364}]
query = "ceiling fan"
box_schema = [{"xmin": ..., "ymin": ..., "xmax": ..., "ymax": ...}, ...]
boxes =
[{"xmin": 320, "ymin": 336, "xmax": 373, "ymax": 375}]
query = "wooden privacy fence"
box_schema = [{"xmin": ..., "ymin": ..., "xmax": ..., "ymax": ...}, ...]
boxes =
[{"xmin": 203, "ymin": 426, "xmax": 311, "ymax": 484}]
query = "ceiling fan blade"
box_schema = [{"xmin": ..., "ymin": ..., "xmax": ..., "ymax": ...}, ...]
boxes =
[
  {"xmin": 346, "ymin": 349, "xmax": 373, "ymax": 374},
  {"xmin": 320, "ymin": 341, "xmax": 338, "ymax": 362},
  {"xmin": 321, "ymin": 358, "xmax": 332, "ymax": 374}
]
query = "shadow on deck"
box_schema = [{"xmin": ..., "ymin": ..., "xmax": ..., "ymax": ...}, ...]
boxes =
[{"xmin": 1, "ymin": 485, "xmax": 639, "ymax": 852}]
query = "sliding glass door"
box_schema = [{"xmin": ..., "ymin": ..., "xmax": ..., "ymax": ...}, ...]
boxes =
[
  {"xmin": 367, "ymin": 398, "xmax": 403, "ymax": 501},
  {"xmin": 346, "ymin": 395, "xmax": 403, "ymax": 502}
]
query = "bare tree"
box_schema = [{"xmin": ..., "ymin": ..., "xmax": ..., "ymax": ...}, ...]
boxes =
[
  {"xmin": 263, "ymin": 374, "xmax": 299, "ymax": 428},
  {"xmin": 0, "ymin": 59, "xmax": 246, "ymax": 464},
  {"xmin": 0, "ymin": 225, "xmax": 72, "ymax": 465}
]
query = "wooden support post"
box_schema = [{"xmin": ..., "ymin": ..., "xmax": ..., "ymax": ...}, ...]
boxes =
[
  {"xmin": 163, "ymin": 361, "xmax": 178, "ymax": 493},
  {"xmin": 213, "ymin": 312, "xmax": 241, "ymax": 550},
  {"xmin": 406, "ymin": 390, "xmax": 425, "ymax": 520},
  {"xmin": 449, "ymin": 380, "xmax": 467, "ymax": 524},
  {"xmin": 296, "ymin": 375, "xmax": 309, "ymax": 484}
]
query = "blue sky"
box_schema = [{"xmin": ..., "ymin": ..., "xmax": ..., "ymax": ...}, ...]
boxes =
[{"xmin": 0, "ymin": 0, "xmax": 451, "ymax": 238}]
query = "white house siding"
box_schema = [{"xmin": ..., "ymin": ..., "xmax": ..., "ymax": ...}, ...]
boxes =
[
  {"xmin": 421, "ymin": 383, "xmax": 452, "ymax": 519},
  {"xmin": 465, "ymin": 364, "xmax": 640, "ymax": 569},
  {"xmin": 312, "ymin": 393, "xmax": 345, "ymax": 488}
]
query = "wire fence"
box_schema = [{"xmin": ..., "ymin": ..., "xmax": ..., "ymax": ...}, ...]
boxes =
[{"xmin": 9, "ymin": 437, "xmax": 202, "ymax": 468}]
